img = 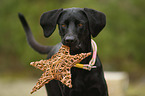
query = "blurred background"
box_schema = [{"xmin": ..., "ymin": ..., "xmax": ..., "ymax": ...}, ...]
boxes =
[{"xmin": 0, "ymin": 0, "xmax": 145, "ymax": 96}]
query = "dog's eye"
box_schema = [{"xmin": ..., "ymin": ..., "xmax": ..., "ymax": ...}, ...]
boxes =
[
  {"xmin": 78, "ymin": 23, "xmax": 83, "ymax": 27},
  {"xmin": 61, "ymin": 24, "xmax": 66, "ymax": 28}
]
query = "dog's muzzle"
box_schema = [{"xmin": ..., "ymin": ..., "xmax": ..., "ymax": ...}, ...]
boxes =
[{"xmin": 63, "ymin": 35, "xmax": 78, "ymax": 47}]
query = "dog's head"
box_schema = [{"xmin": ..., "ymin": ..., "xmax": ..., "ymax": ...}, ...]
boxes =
[{"xmin": 40, "ymin": 8, "xmax": 106, "ymax": 54}]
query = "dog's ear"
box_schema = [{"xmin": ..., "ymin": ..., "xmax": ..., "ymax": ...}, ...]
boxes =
[
  {"xmin": 40, "ymin": 8, "xmax": 63, "ymax": 37},
  {"xmin": 83, "ymin": 8, "xmax": 106, "ymax": 37}
]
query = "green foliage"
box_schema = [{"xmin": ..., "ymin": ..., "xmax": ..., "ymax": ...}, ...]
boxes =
[{"xmin": 0, "ymin": 0, "xmax": 144, "ymax": 79}]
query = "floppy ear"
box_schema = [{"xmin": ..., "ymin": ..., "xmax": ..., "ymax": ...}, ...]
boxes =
[
  {"xmin": 40, "ymin": 8, "xmax": 63, "ymax": 37},
  {"xmin": 84, "ymin": 8, "xmax": 106, "ymax": 37}
]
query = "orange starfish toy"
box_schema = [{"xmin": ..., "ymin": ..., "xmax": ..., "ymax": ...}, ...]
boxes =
[{"xmin": 30, "ymin": 45, "xmax": 91, "ymax": 94}]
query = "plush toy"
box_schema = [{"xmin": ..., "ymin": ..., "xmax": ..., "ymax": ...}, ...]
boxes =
[{"xmin": 30, "ymin": 45, "xmax": 91, "ymax": 94}]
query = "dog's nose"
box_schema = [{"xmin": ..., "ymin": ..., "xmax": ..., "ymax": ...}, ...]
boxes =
[{"xmin": 65, "ymin": 36, "xmax": 75, "ymax": 45}]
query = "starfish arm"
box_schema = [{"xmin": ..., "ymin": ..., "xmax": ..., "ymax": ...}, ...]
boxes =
[
  {"xmin": 73, "ymin": 52, "xmax": 92, "ymax": 63},
  {"xmin": 78, "ymin": 52, "xmax": 91, "ymax": 58},
  {"xmin": 30, "ymin": 72, "xmax": 53, "ymax": 94},
  {"xmin": 30, "ymin": 60, "xmax": 50, "ymax": 71},
  {"xmin": 60, "ymin": 69, "xmax": 72, "ymax": 88}
]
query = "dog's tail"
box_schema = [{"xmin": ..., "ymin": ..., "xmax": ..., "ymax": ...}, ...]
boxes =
[{"xmin": 18, "ymin": 13, "xmax": 52, "ymax": 54}]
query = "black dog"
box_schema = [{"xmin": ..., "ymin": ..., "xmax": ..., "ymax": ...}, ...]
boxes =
[{"xmin": 19, "ymin": 8, "xmax": 108, "ymax": 96}]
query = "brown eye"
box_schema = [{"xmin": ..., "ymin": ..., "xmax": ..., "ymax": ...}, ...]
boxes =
[
  {"xmin": 78, "ymin": 23, "xmax": 83, "ymax": 27},
  {"xmin": 62, "ymin": 24, "xmax": 66, "ymax": 27}
]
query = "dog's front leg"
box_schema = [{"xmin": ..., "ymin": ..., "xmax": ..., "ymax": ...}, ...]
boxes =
[{"xmin": 45, "ymin": 80, "xmax": 63, "ymax": 96}]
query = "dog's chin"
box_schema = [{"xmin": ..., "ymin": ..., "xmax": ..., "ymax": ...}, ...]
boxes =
[{"xmin": 69, "ymin": 44, "xmax": 83, "ymax": 55}]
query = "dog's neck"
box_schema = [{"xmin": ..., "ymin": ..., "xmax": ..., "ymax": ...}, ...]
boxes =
[{"xmin": 81, "ymin": 39, "xmax": 93, "ymax": 64}]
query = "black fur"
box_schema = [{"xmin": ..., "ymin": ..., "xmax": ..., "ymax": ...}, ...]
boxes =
[{"xmin": 18, "ymin": 8, "xmax": 108, "ymax": 96}]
